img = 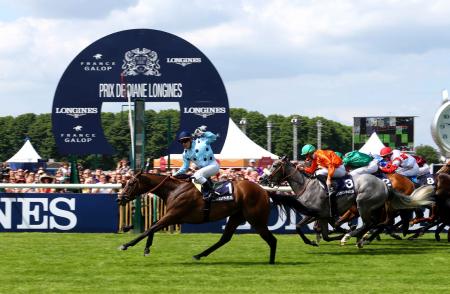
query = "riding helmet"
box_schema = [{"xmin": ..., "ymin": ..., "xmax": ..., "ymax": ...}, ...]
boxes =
[
  {"xmin": 301, "ymin": 144, "xmax": 316, "ymax": 156},
  {"xmin": 380, "ymin": 146, "xmax": 393, "ymax": 157},
  {"xmin": 177, "ymin": 131, "xmax": 192, "ymax": 142}
]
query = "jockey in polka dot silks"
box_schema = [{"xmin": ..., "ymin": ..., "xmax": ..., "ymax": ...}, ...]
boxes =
[{"xmin": 173, "ymin": 125, "xmax": 220, "ymax": 200}]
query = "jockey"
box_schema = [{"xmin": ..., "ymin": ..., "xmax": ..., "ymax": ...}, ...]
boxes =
[
  {"xmin": 414, "ymin": 155, "xmax": 431, "ymax": 177},
  {"xmin": 379, "ymin": 147, "xmax": 419, "ymax": 178},
  {"xmin": 298, "ymin": 144, "xmax": 346, "ymax": 218},
  {"xmin": 173, "ymin": 126, "xmax": 220, "ymax": 200},
  {"xmin": 342, "ymin": 151, "xmax": 379, "ymax": 176}
]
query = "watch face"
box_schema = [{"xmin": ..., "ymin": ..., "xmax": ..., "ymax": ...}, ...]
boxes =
[{"xmin": 436, "ymin": 103, "xmax": 450, "ymax": 150}]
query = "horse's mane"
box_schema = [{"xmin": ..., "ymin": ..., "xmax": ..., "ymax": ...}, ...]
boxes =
[{"xmin": 140, "ymin": 172, "xmax": 191, "ymax": 183}]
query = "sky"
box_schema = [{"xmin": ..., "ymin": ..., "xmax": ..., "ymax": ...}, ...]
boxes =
[{"xmin": 1, "ymin": 0, "xmax": 450, "ymax": 148}]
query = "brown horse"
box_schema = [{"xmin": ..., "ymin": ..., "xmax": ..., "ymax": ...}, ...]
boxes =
[
  {"xmin": 408, "ymin": 164, "xmax": 450, "ymax": 241},
  {"xmin": 116, "ymin": 172, "xmax": 307, "ymax": 264}
]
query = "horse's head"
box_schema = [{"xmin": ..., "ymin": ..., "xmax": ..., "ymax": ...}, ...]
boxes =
[
  {"xmin": 259, "ymin": 156, "xmax": 290, "ymax": 186},
  {"xmin": 436, "ymin": 162, "xmax": 450, "ymax": 175},
  {"xmin": 117, "ymin": 170, "xmax": 143, "ymax": 206}
]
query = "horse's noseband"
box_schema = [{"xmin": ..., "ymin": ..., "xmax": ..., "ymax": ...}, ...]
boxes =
[{"xmin": 119, "ymin": 177, "xmax": 138, "ymax": 204}]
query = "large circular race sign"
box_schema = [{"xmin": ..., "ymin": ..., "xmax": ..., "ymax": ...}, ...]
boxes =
[{"xmin": 52, "ymin": 29, "xmax": 229, "ymax": 155}]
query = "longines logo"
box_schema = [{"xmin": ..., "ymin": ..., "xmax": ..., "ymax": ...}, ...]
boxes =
[
  {"xmin": 122, "ymin": 48, "xmax": 161, "ymax": 76},
  {"xmin": 183, "ymin": 107, "xmax": 226, "ymax": 118},
  {"xmin": 80, "ymin": 53, "xmax": 116, "ymax": 71},
  {"xmin": 166, "ymin": 57, "xmax": 202, "ymax": 67},
  {"xmin": 55, "ymin": 107, "xmax": 98, "ymax": 118}
]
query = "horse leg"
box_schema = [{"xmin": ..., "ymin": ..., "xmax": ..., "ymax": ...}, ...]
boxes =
[
  {"xmin": 253, "ymin": 224, "xmax": 278, "ymax": 264},
  {"xmin": 435, "ymin": 222, "xmax": 446, "ymax": 242},
  {"xmin": 335, "ymin": 205, "xmax": 358, "ymax": 227},
  {"xmin": 363, "ymin": 224, "xmax": 386, "ymax": 245},
  {"xmin": 119, "ymin": 214, "xmax": 174, "ymax": 253},
  {"xmin": 295, "ymin": 216, "xmax": 319, "ymax": 246},
  {"xmin": 193, "ymin": 212, "xmax": 245, "ymax": 261},
  {"xmin": 407, "ymin": 221, "xmax": 438, "ymax": 240},
  {"xmin": 400, "ymin": 210, "xmax": 413, "ymax": 237},
  {"xmin": 318, "ymin": 219, "xmax": 345, "ymax": 242}
]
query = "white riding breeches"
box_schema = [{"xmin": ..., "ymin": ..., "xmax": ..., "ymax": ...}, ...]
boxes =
[
  {"xmin": 396, "ymin": 162, "xmax": 419, "ymax": 177},
  {"xmin": 315, "ymin": 165, "xmax": 346, "ymax": 178},
  {"xmin": 417, "ymin": 164, "xmax": 431, "ymax": 177},
  {"xmin": 193, "ymin": 161, "xmax": 220, "ymax": 184},
  {"xmin": 350, "ymin": 159, "xmax": 379, "ymax": 176}
]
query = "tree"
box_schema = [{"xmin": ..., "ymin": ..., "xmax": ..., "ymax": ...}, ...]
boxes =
[{"xmin": 415, "ymin": 145, "xmax": 440, "ymax": 164}]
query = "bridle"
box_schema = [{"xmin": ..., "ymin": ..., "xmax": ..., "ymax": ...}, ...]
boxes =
[
  {"xmin": 268, "ymin": 160, "xmax": 298, "ymax": 183},
  {"xmin": 267, "ymin": 160, "xmax": 312, "ymax": 196},
  {"xmin": 120, "ymin": 174, "xmax": 173, "ymax": 203}
]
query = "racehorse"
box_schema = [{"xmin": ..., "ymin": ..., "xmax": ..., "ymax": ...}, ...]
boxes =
[
  {"xmin": 336, "ymin": 172, "xmax": 416, "ymax": 241},
  {"xmin": 116, "ymin": 171, "xmax": 316, "ymax": 264},
  {"xmin": 408, "ymin": 166, "xmax": 450, "ymax": 242},
  {"xmin": 261, "ymin": 156, "xmax": 434, "ymax": 248}
]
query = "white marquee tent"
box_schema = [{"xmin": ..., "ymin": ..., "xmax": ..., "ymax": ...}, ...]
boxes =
[
  {"xmin": 6, "ymin": 139, "xmax": 46, "ymax": 170},
  {"xmin": 359, "ymin": 132, "xmax": 385, "ymax": 155}
]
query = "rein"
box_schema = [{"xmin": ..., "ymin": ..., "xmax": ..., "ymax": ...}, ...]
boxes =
[
  {"xmin": 269, "ymin": 161, "xmax": 311, "ymax": 196},
  {"xmin": 147, "ymin": 175, "xmax": 171, "ymax": 194}
]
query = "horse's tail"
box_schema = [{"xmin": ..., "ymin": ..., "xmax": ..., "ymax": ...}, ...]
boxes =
[
  {"xmin": 268, "ymin": 192, "xmax": 320, "ymax": 217},
  {"xmin": 389, "ymin": 185, "xmax": 435, "ymax": 210}
]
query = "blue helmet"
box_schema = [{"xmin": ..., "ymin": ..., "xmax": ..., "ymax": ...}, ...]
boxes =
[{"xmin": 177, "ymin": 131, "xmax": 192, "ymax": 142}]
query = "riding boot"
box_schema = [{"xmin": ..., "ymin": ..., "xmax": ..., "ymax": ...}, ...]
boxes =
[
  {"xmin": 201, "ymin": 180, "xmax": 216, "ymax": 200},
  {"xmin": 315, "ymin": 174, "xmax": 327, "ymax": 186},
  {"xmin": 327, "ymin": 183, "xmax": 338, "ymax": 220}
]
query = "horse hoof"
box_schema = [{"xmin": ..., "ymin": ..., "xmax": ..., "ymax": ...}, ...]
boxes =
[
  {"xmin": 340, "ymin": 233, "xmax": 351, "ymax": 246},
  {"xmin": 144, "ymin": 249, "xmax": 150, "ymax": 256},
  {"xmin": 362, "ymin": 233, "xmax": 370, "ymax": 241},
  {"xmin": 316, "ymin": 235, "xmax": 322, "ymax": 244},
  {"xmin": 310, "ymin": 241, "xmax": 319, "ymax": 247},
  {"xmin": 356, "ymin": 242, "xmax": 364, "ymax": 249},
  {"xmin": 390, "ymin": 233, "xmax": 402, "ymax": 240},
  {"xmin": 193, "ymin": 255, "xmax": 201, "ymax": 260},
  {"xmin": 118, "ymin": 245, "xmax": 127, "ymax": 251}
]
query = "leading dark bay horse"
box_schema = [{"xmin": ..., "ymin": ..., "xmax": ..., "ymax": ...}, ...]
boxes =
[
  {"xmin": 116, "ymin": 171, "xmax": 316, "ymax": 264},
  {"xmin": 261, "ymin": 157, "xmax": 434, "ymax": 248}
]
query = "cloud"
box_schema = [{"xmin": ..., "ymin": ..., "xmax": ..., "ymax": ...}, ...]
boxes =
[
  {"xmin": 0, "ymin": 0, "xmax": 139, "ymax": 19},
  {"xmin": 1, "ymin": 0, "xmax": 450, "ymax": 148}
]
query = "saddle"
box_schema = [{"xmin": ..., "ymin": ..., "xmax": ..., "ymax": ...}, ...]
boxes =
[
  {"xmin": 315, "ymin": 174, "xmax": 356, "ymax": 197},
  {"xmin": 201, "ymin": 180, "xmax": 234, "ymax": 202},
  {"xmin": 201, "ymin": 180, "xmax": 235, "ymax": 222}
]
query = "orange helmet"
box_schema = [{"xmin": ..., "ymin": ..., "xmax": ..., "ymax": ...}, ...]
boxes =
[{"xmin": 380, "ymin": 147, "xmax": 393, "ymax": 157}]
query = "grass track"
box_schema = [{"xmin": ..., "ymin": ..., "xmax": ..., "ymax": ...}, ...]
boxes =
[{"xmin": 1, "ymin": 232, "xmax": 450, "ymax": 293}]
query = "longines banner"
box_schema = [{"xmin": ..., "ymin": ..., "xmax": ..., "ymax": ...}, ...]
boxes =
[
  {"xmin": 0, "ymin": 193, "xmax": 118, "ymax": 232},
  {"xmin": 181, "ymin": 206, "xmax": 316, "ymax": 234},
  {"xmin": 52, "ymin": 29, "xmax": 229, "ymax": 155}
]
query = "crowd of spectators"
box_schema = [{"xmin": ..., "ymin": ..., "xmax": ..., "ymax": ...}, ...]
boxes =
[
  {"xmin": 0, "ymin": 158, "xmax": 277, "ymax": 194},
  {"xmin": 0, "ymin": 158, "xmax": 132, "ymax": 194}
]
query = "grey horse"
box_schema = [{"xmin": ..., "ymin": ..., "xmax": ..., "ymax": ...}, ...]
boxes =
[{"xmin": 261, "ymin": 156, "xmax": 434, "ymax": 248}]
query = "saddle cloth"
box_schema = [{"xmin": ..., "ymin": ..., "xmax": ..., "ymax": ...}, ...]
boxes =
[
  {"xmin": 417, "ymin": 173, "xmax": 435, "ymax": 186},
  {"xmin": 317, "ymin": 174, "xmax": 356, "ymax": 197},
  {"xmin": 194, "ymin": 180, "xmax": 235, "ymax": 202},
  {"xmin": 374, "ymin": 172, "xmax": 393, "ymax": 187}
]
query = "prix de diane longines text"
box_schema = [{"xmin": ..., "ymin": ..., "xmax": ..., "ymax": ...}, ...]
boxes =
[{"xmin": 99, "ymin": 83, "xmax": 183, "ymax": 98}]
